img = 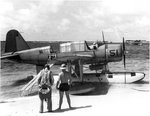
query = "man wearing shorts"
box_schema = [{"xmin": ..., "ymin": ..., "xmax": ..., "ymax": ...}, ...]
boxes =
[{"xmin": 57, "ymin": 64, "xmax": 72, "ymax": 110}]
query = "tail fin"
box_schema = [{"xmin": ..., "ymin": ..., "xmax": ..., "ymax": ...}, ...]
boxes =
[{"xmin": 5, "ymin": 29, "xmax": 30, "ymax": 53}]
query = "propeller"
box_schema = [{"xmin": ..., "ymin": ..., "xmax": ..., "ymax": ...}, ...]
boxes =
[
  {"xmin": 123, "ymin": 37, "xmax": 126, "ymax": 69},
  {"xmin": 102, "ymin": 31, "xmax": 105, "ymax": 43},
  {"xmin": 123, "ymin": 37, "xmax": 127, "ymax": 83},
  {"xmin": 102, "ymin": 31, "xmax": 107, "ymax": 73},
  {"xmin": 102, "ymin": 31, "xmax": 107, "ymax": 62}
]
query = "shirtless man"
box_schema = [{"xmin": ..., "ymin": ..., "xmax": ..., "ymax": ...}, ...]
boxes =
[{"xmin": 56, "ymin": 64, "xmax": 72, "ymax": 110}]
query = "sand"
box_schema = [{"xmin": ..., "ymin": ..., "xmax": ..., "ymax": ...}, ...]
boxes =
[{"xmin": 0, "ymin": 84, "xmax": 150, "ymax": 116}]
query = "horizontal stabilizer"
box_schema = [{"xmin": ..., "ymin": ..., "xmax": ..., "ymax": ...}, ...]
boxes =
[{"xmin": 0, "ymin": 52, "xmax": 19, "ymax": 59}]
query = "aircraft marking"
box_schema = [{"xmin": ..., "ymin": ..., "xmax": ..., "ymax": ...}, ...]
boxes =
[{"xmin": 109, "ymin": 50, "xmax": 119, "ymax": 57}]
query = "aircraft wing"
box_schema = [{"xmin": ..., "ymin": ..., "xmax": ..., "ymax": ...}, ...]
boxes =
[
  {"xmin": 0, "ymin": 52, "xmax": 19, "ymax": 59},
  {"xmin": 75, "ymin": 54, "xmax": 93, "ymax": 58},
  {"xmin": 54, "ymin": 53, "xmax": 93, "ymax": 63}
]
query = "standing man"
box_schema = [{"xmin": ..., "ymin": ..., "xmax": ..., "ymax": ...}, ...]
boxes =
[
  {"xmin": 38, "ymin": 64, "xmax": 54, "ymax": 113},
  {"xmin": 56, "ymin": 64, "xmax": 72, "ymax": 110}
]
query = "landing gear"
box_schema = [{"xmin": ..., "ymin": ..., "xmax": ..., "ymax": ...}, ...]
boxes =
[
  {"xmin": 67, "ymin": 61, "xmax": 110, "ymax": 83},
  {"xmin": 101, "ymin": 64, "xmax": 111, "ymax": 74},
  {"xmin": 79, "ymin": 60, "xmax": 83, "ymax": 82},
  {"xmin": 67, "ymin": 60, "xmax": 84, "ymax": 82}
]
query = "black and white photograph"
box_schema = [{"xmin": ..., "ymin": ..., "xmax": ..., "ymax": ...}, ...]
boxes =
[{"xmin": 0, "ymin": 0, "xmax": 149, "ymax": 116}]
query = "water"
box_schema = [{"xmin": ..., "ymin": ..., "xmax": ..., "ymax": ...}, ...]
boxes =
[{"xmin": 0, "ymin": 43, "xmax": 149, "ymax": 101}]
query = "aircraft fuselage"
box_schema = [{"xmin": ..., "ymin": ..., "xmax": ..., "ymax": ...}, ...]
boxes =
[{"xmin": 16, "ymin": 43, "xmax": 123, "ymax": 66}]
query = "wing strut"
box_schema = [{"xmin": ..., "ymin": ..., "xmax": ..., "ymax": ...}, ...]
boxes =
[{"xmin": 79, "ymin": 59, "xmax": 83, "ymax": 82}]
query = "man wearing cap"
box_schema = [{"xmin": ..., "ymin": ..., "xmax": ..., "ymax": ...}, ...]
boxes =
[
  {"xmin": 38, "ymin": 64, "xmax": 54, "ymax": 113},
  {"xmin": 56, "ymin": 64, "xmax": 72, "ymax": 110}
]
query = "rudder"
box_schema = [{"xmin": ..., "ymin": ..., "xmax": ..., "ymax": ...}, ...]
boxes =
[{"xmin": 5, "ymin": 29, "xmax": 30, "ymax": 53}]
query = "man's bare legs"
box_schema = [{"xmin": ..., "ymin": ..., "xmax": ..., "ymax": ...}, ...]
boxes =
[
  {"xmin": 58, "ymin": 91, "xmax": 64, "ymax": 109},
  {"xmin": 58, "ymin": 91, "xmax": 72, "ymax": 110},
  {"xmin": 65, "ymin": 91, "xmax": 71, "ymax": 108}
]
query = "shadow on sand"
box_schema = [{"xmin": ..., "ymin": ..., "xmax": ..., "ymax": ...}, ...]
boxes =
[
  {"xmin": 70, "ymin": 82, "xmax": 111, "ymax": 96},
  {"xmin": 11, "ymin": 75, "xmax": 34, "ymax": 86},
  {"xmin": 0, "ymin": 100, "xmax": 15, "ymax": 104},
  {"xmin": 50, "ymin": 105, "xmax": 92, "ymax": 113},
  {"xmin": 20, "ymin": 81, "xmax": 111, "ymax": 96}
]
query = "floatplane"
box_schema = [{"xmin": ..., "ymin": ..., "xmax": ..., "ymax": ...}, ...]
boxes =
[{"xmin": 1, "ymin": 30, "xmax": 145, "ymax": 95}]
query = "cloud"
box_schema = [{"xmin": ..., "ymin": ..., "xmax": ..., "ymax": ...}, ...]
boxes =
[
  {"xmin": 0, "ymin": 0, "xmax": 65, "ymax": 40},
  {"xmin": 0, "ymin": 0, "xmax": 150, "ymax": 41},
  {"xmin": 0, "ymin": 1, "xmax": 14, "ymax": 14},
  {"xmin": 71, "ymin": 0, "xmax": 150, "ymax": 41},
  {"xmin": 57, "ymin": 18, "xmax": 70, "ymax": 31},
  {"xmin": 102, "ymin": 0, "xmax": 150, "ymax": 15},
  {"xmin": 135, "ymin": 16, "xmax": 150, "ymax": 26}
]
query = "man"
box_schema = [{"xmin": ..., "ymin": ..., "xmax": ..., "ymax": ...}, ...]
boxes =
[
  {"xmin": 38, "ymin": 64, "xmax": 54, "ymax": 113},
  {"xmin": 56, "ymin": 64, "xmax": 72, "ymax": 110}
]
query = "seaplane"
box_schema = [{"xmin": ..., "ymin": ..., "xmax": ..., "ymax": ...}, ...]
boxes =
[{"xmin": 1, "ymin": 29, "xmax": 145, "ymax": 95}]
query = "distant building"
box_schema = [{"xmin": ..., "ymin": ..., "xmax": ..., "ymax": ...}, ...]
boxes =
[
  {"xmin": 126, "ymin": 40, "xmax": 148, "ymax": 45},
  {"xmin": 133, "ymin": 40, "xmax": 142, "ymax": 45},
  {"xmin": 141, "ymin": 40, "xmax": 147, "ymax": 43},
  {"xmin": 126, "ymin": 40, "xmax": 134, "ymax": 44}
]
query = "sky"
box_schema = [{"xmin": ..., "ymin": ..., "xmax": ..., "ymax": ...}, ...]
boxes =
[{"xmin": 0, "ymin": 0, "xmax": 150, "ymax": 42}]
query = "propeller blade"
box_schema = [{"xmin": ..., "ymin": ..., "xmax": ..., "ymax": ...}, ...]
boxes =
[
  {"xmin": 102, "ymin": 31, "xmax": 107, "ymax": 73},
  {"xmin": 102, "ymin": 31, "xmax": 105, "ymax": 43},
  {"xmin": 124, "ymin": 53, "xmax": 126, "ymax": 69},
  {"xmin": 123, "ymin": 37, "xmax": 126, "ymax": 69}
]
